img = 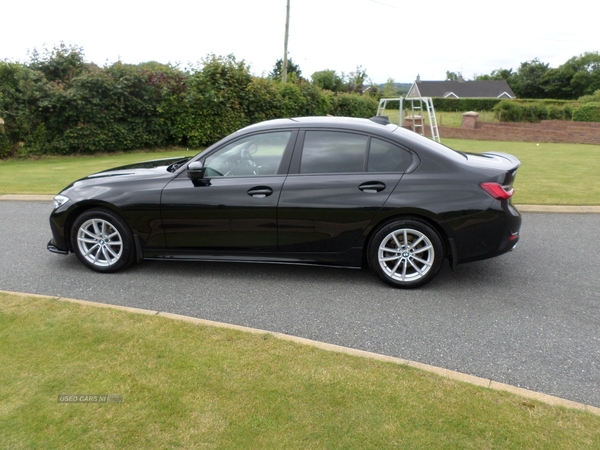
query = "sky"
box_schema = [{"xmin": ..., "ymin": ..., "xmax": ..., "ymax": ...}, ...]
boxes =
[{"xmin": 1, "ymin": 0, "xmax": 599, "ymax": 84}]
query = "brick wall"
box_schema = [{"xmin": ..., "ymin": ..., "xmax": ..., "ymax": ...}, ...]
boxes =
[{"xmin": 432, "ymin": 120, "xmax": 600, "ymax": 145}]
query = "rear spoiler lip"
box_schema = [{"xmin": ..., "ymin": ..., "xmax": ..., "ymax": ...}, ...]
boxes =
[{"xmin": 481, "ymin": 152, "xmax": 521, "ymax": 169}]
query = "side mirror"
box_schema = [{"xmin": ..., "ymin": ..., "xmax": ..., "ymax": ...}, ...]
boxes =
[
  {"xmin": 187, "ymin": 161, "xmax": 210, "ymax": 186},
  {"xmin": 187, "ymin": 161, "xmax": 206, "ymax": 180}
]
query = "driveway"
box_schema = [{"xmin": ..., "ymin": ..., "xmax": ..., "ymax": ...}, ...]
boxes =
[{"xmin": 1, "ymin": 201, "xmax": 599, "ymax": 407}]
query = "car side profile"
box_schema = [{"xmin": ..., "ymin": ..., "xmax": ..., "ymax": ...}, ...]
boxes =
[{"xmin": 48, "ymin": 116, "xmax": 521, "ymax": 288}]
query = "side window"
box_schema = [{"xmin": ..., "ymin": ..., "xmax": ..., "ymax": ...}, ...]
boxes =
[
  {"xmin": 300, "ymin": 131, "xmax": 368, "ymax": 174},
  {"xmin": 367, "ymin": 138, "xmax": 411, "ymax": 173},
  {"xmin": 204, "ymin": 131, "xmax": 291, "ymax": 177}
]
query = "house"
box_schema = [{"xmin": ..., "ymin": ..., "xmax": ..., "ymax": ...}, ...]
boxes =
[{"xmin": 407, "ymin": 75, "xmax": 515, "ymax": 99}]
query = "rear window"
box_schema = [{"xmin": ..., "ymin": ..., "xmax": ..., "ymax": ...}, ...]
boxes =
[
  {"xmin": 300, "ymin": 131, "xmax": 367, "ymax": 174},
  {"xmin": 299, "ymin": 131, "xmax": 412, "ymax": 174}
]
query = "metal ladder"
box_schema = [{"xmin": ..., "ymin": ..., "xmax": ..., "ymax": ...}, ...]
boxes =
[
  {"xmin": 423, "ymin": 97, "xmax": 440, "ymax": 142},
  {"xmin": 376, "ymin": 97, "xmax": 440, "ymax": 143}
]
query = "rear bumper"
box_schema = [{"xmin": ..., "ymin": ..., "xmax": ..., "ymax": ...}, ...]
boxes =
[{"xmin": 450, "ymin": 203, "xmax": 521, "ymax": 265}]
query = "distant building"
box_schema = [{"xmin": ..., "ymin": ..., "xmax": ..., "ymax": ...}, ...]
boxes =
[{"xmin": 407, "ymin": 75, "xmax": 516, "ymax": 99}]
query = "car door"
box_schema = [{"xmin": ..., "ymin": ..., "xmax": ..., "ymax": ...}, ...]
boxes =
[
  {"xmin": 160, "ymin": 130, "xmax": 295, "ymax": 251},
  {"xmin": 277, "ymin": 130, "xmax": 412, "ymax": 253}
]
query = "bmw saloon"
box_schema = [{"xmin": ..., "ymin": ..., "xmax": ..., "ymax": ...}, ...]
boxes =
[{"xmin": 48, "ymin": 116, "xmax": 521, "ymax": 288}]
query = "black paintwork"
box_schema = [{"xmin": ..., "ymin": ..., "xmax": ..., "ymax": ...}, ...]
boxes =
[{"xmin": 48, "ymin": 117, "xmax": 521, "ymax": 269}]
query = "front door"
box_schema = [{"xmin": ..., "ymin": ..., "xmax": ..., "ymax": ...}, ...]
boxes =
[{"xmin": 160, "ymin": 130, "xmax": 293, "ymax": 251}]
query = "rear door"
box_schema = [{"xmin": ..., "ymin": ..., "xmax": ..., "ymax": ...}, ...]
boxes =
[{"xmin": 277, "ymin": 130, "xmax": 412, "ymax": 253}]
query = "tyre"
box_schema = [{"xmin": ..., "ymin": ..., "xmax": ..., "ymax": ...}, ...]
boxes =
[
  {"xmin": 70, "ymin": 208, "xmax": 135, "ymax": 273},
  {"xmin": 368, "ymin": 219, "xmax": 444, "ymax": 288}
]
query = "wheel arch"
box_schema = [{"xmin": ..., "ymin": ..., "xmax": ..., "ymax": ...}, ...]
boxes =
[
  {"xmin": 63, "ymin": 201, "xmax": 130, "ymax": 253},
  {"xmin": 362, "ymin": 212, "xmax": 454, "ymax": 267}
]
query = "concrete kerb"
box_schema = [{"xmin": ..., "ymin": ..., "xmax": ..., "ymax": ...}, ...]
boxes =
[
  {"xmin": 0, "ymin": 194, "xmax": 55, "ymax": 202},
  {"xmin": 2, "ymin": 194, "xmax": 600, "ymax": 213},
  {"xmin": 2, "ymin": 289, "xmax": 599, "ymax": 416}
]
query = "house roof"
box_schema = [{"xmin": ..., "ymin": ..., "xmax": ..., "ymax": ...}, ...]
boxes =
[{"xmin": 407, "ymin": 80, "xmax": 515, "ymax": 99}]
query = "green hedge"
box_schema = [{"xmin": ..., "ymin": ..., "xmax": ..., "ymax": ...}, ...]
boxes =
[
  {"xmin": 572, "ymin": 102, "xmax": 600, "ymax": 122},
  {"xmin": 0, "ymin": 51, "xmax": 377, "ymax": 157},
  {"xmin": 328, "ymin": 93, "xmax": 378, "ymax": 117},
  {"xmin": 493, "ymin": 100, "xmax": 573, "ymax": 122},
  {"xmin": 432, "ymin": 98, "xmax": 502, "ymax": 112}
]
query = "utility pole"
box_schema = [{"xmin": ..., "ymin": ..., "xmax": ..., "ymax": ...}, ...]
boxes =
[{"xmin": 282, "ymin": 0, "xmax": 290, "ymax": 83}]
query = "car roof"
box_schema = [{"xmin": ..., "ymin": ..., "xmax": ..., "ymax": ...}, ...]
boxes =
[{"xmin": 241, "ymin": 116, "xmax": 399, "ymax": 134}]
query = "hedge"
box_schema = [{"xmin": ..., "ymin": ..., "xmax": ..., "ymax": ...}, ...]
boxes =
[
  {"xmin": 493, "ymin": 100, "xmax": 573, "ymax": 122},
  {"xmin": 0, "ymin": 54, "xmax": 377, "ymax": 157},
  {"xmin": 432, "ymin": 98, "xmax": 502, "ymax": 112},
  {"xmin": 572, "ymin": 102, "xmax": 600, "ymax": 122}
]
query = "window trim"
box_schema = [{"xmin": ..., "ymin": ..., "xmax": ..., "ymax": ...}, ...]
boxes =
[
  {"xmin": 288, "ymin": 129, "xmax": 414, "ymax": 175},
  {"xmin": 198, "ymin": 129, "xmax": 298, "ymax": 178}
]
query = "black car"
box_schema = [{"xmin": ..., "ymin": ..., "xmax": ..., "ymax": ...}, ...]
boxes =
[{"xmin": 48, "ymin": 116, "xmax": 521, "ymax": 288}]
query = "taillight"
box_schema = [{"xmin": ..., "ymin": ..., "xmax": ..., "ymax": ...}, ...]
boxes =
[{"xmin": 480, "ymin": 182, "xmax": 514, "ymax": 200}]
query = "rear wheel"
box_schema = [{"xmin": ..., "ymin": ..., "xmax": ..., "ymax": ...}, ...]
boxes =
[
  {"xmin": 368, "ymin": 219, "xmax": 444, "ymax": 288},
  {"xmin": 70, "ymin": 209, "xmax": 135, "ymax": 273}
]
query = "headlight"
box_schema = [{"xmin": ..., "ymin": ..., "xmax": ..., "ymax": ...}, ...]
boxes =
[{"xmin": 53, "ymin": 195, "xmax": 70, "ymax": 210}]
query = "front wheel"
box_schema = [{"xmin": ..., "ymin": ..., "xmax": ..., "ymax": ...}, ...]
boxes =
[
  {"xmin": 368, "ymin": 219, "xmax": 444, "ymax": 289},
  {"xmin": 70, "ymin": 209, "xmax": 135, "ymax": 273}
]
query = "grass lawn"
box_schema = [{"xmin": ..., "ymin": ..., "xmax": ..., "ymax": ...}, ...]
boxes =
[
  {"xmin": 0, "ymin": 139, "xmax": 599, "ymax": 205},
  {"xmin": 443, "ymin": 139, "xmax": 600, "ymax": 205},
  {"xmin": 1, "ymin": 292, "xmax": 599, "ymax": 449},
  {"xmin": 382, "ymin": 110, "xmax": 497, "ymax": 127},
  {"xmin": 0, "ymin": 148, "xmax": 198, "ymax": 195}
]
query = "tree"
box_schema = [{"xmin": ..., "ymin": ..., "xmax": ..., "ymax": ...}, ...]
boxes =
[
  {"xmin": 382, "ymin": 78, "xmax": 399, "ymax": 97},
  {"xmin": 541, "ymin": 52, "xmax": 600, "ymax": 99},
  {"xmin": 512, "ymin": 59, "xmax": 549, "ymax": 98},
  {"xmin": 311, "ymin": 70, "xmax": 345, "ymax": 92},
  {"xmin": 0, "ymin": 62, "xmax": 47, "ymax": 156},
  {"xmin": 476, "ymin": 68, "xmax": 514, "ymax": 81},
  {"xmin": 28, "ymin": 42, "xmax": 87, "ymax": 84},
  {"xmin": 445, "ymin": 71, "xmax": 462, "ymax": 81},
  {"xmin": 270, "ymin": 58, "xmax": 302, "ymax": 81},
  {"xmin": 346, "ymin": 65, "xmax": 369, "ymax": 93}
]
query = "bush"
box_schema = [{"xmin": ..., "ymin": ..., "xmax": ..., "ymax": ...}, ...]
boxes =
[
  {"xmin": 493, "ymin": 101, "xmax": 522, "ymax": 122},
  {"xmin": 297, "ymin": 81, "xmax": 330, "ymax": 116},
  {"xmin": 328, "ymin": 93, "xmax": 378, "ymax": 118},
  {"xmin": 0, "ymin": 121, "xmax": 10, "ymax": 158},
  {"xmin": 572, "ymin": 102, "xmax": 600, "ymax": 122},
  {"xmin": 0, "ymin": 49, "xmax": 385, "ymax": 157},
  {"xmin": 246, "ymin": 78, "xmax": 283, "ymax": 123},
  {"xmin": 578, "ymin": 89, "xmax": 600, "ymax": 104},
  {"xmin": 493, "ymin": 100, "xmax": 574, "ymax": 123},
  {"xmin": 278, "ymin": 82, "xmax": 307, "ymax": 117},
  {"xmin": 433, "ymin": 98, "xmax": 502, "ymax": 112}
]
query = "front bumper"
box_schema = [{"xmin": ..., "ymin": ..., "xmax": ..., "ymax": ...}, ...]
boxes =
[{"xmin": 47, "ymin": 238, "xmax": 69, "ymax": 255}]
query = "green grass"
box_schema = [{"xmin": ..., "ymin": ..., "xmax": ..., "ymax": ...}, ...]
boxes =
[
  {"xmin": 0, "ymin": 148, "xmax": 198, "ymax": 195},
  {"xmin": 382, "ymin": 110, "xmax": 497, "ymax": 127},
  {"xmin": 443, "ymin": 139, "xmax": 600, "ymax": 205},
  {"xmin": 1, "ymin": 292, "xmax": 599, "ymax": 449},
  {"xmin": 1, "ymin": 140, "xmax": 599, "ymax": 205}
]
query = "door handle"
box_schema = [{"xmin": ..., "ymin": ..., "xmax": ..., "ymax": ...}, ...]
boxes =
[
  {"xmin": 247, "ymin": 186, "xmax": 273, "ymax": 198},
  {"xmin": 358, "ymin": 181, "xmax": 386, "ymax": 193}
]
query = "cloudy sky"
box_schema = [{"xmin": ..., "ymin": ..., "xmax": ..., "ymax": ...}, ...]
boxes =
[{"xmin": 2, "ymin": 0, "xmax": 599, "ymax": 83}]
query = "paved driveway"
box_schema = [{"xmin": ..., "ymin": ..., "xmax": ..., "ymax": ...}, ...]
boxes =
[{"xmin": 1, "ymin": 201, "xmax": 599, "ymax": 407}]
